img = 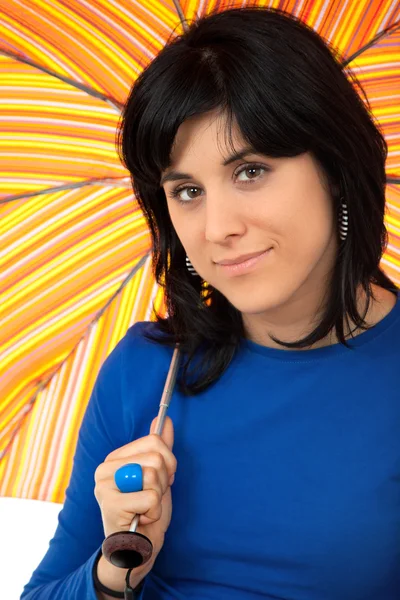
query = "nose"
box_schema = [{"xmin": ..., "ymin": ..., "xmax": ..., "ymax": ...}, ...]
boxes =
[{"xmin": 204, "ymin": 190, "xmax": 245, "ymax": 243}]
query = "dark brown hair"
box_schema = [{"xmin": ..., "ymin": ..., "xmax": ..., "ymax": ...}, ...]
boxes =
[{"xmin": 118, "ymin": 6, "xmax": 397, "ymax": 395}]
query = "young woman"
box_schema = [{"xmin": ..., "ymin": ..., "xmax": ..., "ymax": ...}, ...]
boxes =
[{"xmin": 22, "ymin": 6, "xmax": 399, "ymax": 600}]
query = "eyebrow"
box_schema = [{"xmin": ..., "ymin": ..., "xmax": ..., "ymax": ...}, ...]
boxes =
[{"xmin": 160, "ymin": 145, "xmax": 258, "ymax": 186}]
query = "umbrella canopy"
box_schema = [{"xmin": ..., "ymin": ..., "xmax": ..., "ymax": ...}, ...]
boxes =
[{"xmin": 0, "ymin": 0, "xmax": 399, "ymax": 503}]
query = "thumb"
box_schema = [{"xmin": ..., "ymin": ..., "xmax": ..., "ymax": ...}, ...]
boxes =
[{"xmin": 150, "ymin": 415, "xmax": 174, "ymax": 451}]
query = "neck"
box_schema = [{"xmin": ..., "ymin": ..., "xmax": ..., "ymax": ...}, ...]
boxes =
[{"xmin": 242, "ymin": 283, "xmax": 396, "ymax": 351}]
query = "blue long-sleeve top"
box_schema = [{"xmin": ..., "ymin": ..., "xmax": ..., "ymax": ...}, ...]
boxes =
[{"xmin": 21, "ymin": 290, "xmax": 400, "ymax": 599}]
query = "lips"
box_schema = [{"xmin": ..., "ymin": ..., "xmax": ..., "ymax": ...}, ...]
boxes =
[
  {"xmin": 217, "ymin": 248, "xmax": 272, "ymax": 276},
  {"xmin": 216, "ymin": 249, "xmax": 271, "ymax": 266}
]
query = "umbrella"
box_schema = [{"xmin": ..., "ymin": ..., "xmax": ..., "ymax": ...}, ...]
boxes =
[{"xmin": 0, "ymin": 0, "xmax": 399, "ymax": 506}]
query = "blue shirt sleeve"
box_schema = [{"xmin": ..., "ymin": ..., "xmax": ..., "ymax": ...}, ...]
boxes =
[{"xmin": 20, "ymin": 331, "xmax": 145, "ymax": 599}]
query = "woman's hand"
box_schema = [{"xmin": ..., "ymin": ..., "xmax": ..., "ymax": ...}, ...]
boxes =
[{"xmin": 94, "ymin": 416, "xmax": 176, "ymax": 570}]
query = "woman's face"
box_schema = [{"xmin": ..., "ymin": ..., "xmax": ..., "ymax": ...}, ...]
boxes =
[{"xmin": 161, "ymin": 110, "xmax": 339, "ymax": 322}]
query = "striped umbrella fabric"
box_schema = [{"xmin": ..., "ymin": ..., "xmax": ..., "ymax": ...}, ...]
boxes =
[{"xmin": 0, "ymin": 0, "xmax": 399, "ymax": 504}]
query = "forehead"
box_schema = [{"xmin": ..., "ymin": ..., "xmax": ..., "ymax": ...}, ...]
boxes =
[
  {"xmin": 162, "ymin": 113, "xmax": 249, "ymax": 184},
  {"xmin": 169, "ymin": 110, "xmax": 243, "ymax": 162}
]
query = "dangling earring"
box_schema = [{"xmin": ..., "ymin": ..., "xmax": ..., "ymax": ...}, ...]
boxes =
[
  {"xmin": 186, "ymin": 255, "xmax": 199, "ymax": 277},
  {"xmin": 338, "ymin": 197, "xmax": 348, "ymax": 241}
]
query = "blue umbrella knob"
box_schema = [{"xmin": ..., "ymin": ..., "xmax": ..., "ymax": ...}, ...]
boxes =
[{"xmin": 114, "ymin": 463, "xmax": 143, "ymax": 493}]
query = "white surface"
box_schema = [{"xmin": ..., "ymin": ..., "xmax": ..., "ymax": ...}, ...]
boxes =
[{"xmin": 0, "ymin": 497, "xmax": 63, "ymax": 599}]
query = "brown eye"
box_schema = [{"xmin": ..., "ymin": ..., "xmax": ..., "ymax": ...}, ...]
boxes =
[
  {"xmin": 236, "ymin": 164, "xmax": 267, "ymax": 183},
  {"xmin": 185, "ymin": 187, "xmax": 201, "ymax": 198},
  {"xmin": 168, "ymin": 185, "xmax": 202, "ymax": 204}
]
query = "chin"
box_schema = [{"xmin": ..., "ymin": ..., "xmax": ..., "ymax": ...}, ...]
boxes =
[
  {"xmin": 234, "ymin": 302, "xmax": 277, "ymax": 315},
  {"xmin": 220, "ymin": 280, "xmax": 296, "ymax": 314},
  {"xmin": 222, "ymin": 292, "xmax": 279, "ymax": 315}
]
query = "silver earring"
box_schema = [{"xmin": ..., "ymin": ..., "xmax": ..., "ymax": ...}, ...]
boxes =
[
  {"xmin": 339, "ymin": 197, "xmax": 348, "ymax": 241},
  {"xmin": 186, "ymin": 255, "xmax": 199, "ymax": 276}
]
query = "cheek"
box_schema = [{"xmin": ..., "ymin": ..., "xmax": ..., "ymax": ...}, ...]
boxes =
[
  {"xmin": 166, "ymin": 204, "xmax": 191, "ymax": 246},
  {"xmin": 280, "ymin": 197, "xmax": 333, "ymax": 250}
]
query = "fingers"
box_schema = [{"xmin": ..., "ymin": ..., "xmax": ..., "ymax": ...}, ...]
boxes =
[
  {"xmin": 149, "ymin": 416, "xmax": 174, "ymax": 451},
  {"xmin": 103, "ymin": 429, "xmax": 177, "ymax": 481},
  {"xmin": 94, "ymin": 418, "xmax": 177, "ymax": 537},
  {"xmin": 97, "ymin": 446, "xmax": 178, "ymax": 496},
  {"xmin": 103, "ymin": 488, "xmax": 164, "ymax": 527}
]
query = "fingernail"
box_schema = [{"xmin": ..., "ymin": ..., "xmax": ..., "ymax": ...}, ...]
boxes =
[{"xmin": 169, "ymin": 474, "xmax": 175, "ymax": 486}]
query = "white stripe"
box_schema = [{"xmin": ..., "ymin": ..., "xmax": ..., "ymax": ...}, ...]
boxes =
[
  {"xmin": 21, "ymin": 369, "xmax": 58, "ymax": 498},
  {"xmin": 36, "ymin": 345, "xmax": 82, "ymax": 499},
  {"xmin": 380, "ymin": 256, "xmax": 400, "ymax": 276},
  {"xmin": 354, "ymin": 62, "xmax": 400, "ymax": 71},
  {"xmin": 3, "ymin": 235, "xmax": 144, "ymax": 335},
  {"xmin": 386, "ymin": 243, "xmax": 400, "ymax": 256},
  {"xmin": 0, "ymin": 178, "xmax": 130, "ymax": 186},
  {"xmin": 0, "ymin": 419, "xmax": 20, "ymax": 493},
  {"xmin": 0, "ymin": 15, "xmax": 79, "ymax": 80},
  {"xmin": 0, "ymin": 186, "xmax": 131, "ymax": 265},
  {"xmin": 13, "ymin": 0, "xmax": 129, "ymax": 90},
  {"xmin": 313, "ymin": 1, "xmax": 331, "ymax": 31},
  {"xmin": 0, "ymin": 137, "xmax": 118, "ymax": 149},
  {"xmin": 0, "ymin": 155, "xmax": 126, "ymax": 169},
  {"xmin": 379, "ymin": 0, "xmax": 400, "ymax": 30},
  {"xmin": 0, "ymin": 233, "xmax": 146, "ymax": 362},
  {"xmin": 0, "ymin": 88, "xmax": 87, "ymax": 95},
  {"xmin": 325, "ymin": 0, "xmax": 350, "ymax": 42},
  {"xmin": 0, "ymin": 99, "xmax": 115, "ymax": 113},
  {"xmin": 0, "ymin": 117, "xmax": 116, "ymax": 133},
  {"xmin": 78, "ymin": 0, "xmax": 156, "ymax": 59}
]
